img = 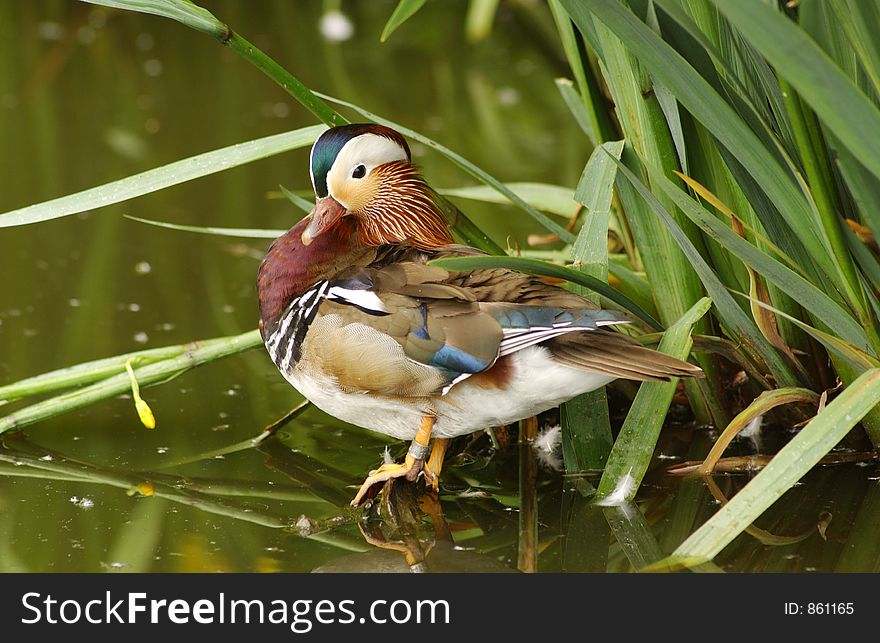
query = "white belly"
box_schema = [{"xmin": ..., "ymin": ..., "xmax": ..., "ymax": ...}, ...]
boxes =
[
  {"xmin": 434, "ymin": 346, "xmax": 614, "ymax": 437},
  {"xmin": 283, "ymin": 345, "xmax": 615, "ymax": 440}
]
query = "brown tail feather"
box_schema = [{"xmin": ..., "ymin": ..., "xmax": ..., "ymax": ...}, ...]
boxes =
[
  {"xmin": 548, "ymin": 331, "xmax": 703, "ymax": 382},
  {"xmin": 551, "ymin": 347, "xmax": 688, "ymax": 381}
]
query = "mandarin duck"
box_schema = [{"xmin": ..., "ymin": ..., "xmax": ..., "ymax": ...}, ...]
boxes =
[{"xmin": 257, "ymin": 124, "xmax": 703, "ymax": 506}]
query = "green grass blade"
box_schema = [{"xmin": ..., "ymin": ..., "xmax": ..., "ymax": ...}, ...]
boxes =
[
  {"xmin": 595, "ymin": 297, "xmax": 711, "ymax": 504},
  {"xmin": 0, "ymin": 344, "xmax": 186, "ymax": 402},
  {"xmin": 548, "ymin": 0, "xmax": 617, "ymax": 145},
  {"xmin": 0, "ymin": 125, "xmax": 326, "ymax": 227},
  {"xmin": 124, "ymin": 215, "xmax": 284, "ymax": 239},
  {"xmin": 440, "ymin": 183, "xmax": 578, "ymax": 218},
  {"xmin": 566, "ymin": 0, "xmax": 837, "ymax": 284},
  {"xmin": 555, "ymin": 78, "xmax": 595, "ymax": 141},
  {"xmin": 835, "ymin": 0, "xmax": 880, "ymax": 100},
  {"xmin": 776, "ymin": 79, "xmax": 871, "ymax": 341},
  {"xmin": 279, "ymin": 184, "xmax": 314, "ymax": 213},
  {"xmin": 224, "ymin": 31, "xmax": 346, "ymax": 127},
  {"xmin": 85, "ymin": 1, "xmax": 345, "ymax": 126},
  {"xmin": 655, "ymin": 0, "xmax": 796, "ymax": 157},
  {"xmin": 585, "ymin": 4, "xmax": 724, "ymax": 425},
  {"xmin": 845, "ymin": 228, "xmax": 880, "ymax": 295},
  {"xmin": 611, "ymin": 155, "xmax": 800, "ymax": 385},
  {"xmin": 652, "ymin": 77, "xmax": 688, "ymax": 175},
  {"xmin": 465, "ymin": 0, "xmax": 500, "ymax": 43},
  {"xmin": 836, "ymin": 145, "xmax": 880, "ymax": 241},
  {"xmin": 561, "ymin": 140, "xmax": 624, "ymax": 472},
  {"xmin": 643, "ymin": 165, "xmax": 872, "ymax": 353},
  {"xmin": 571, "ymin": 140, "xmax": 624, "ymax": 267},
  {"xmin": 380, "ymin": 0, "xmax": 427, "ymax": 42},
  {"xmin": 710, "ymin": 0, "xmax": 880, "ymax": 182},
  {"xmin": 607, "ymin": 260, "xmax": 658, "ymax": 320},
  {"xmin": 645, "ymin": 2, "xmax": 688, "ymax": 175},
  {"xmin": 658, "ymin": 368, "xmax": 880, "ymax": 567},
  {"xmin": 80, "ymin": 0, "xmax": 225, "ymax": 37},
  {"xmin": 429, "ymin": 255, "xmax": 663, "ymax": 331},
  {"xmin": 602, "ymin": 504, "xmax": 665, "ymax": 570},
  {"xmin": 736, "ymin": 294, "xmax": 880, "ymax": 372},
  {"xmin": 0, "ymin": 331, "xmax": 263, "ymax": 434},
  {"xmin": 560, "ymin": 394, "xmax": 612, "ymax": 473},
  {"xmin": 697, "ymin": 387, "xmax": 820, "ymax": 476},
  {"xmin": 127, "ymin": 207, "xmax": 504, "ymax": 260},
  {"xmin": 588, "ymin": 17, "xmax": 710, "ymax": 327}
]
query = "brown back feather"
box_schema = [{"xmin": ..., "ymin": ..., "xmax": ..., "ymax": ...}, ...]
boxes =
[{"xmin": 548, "ymin": 331, "xmax": 704, "ymax": 382}]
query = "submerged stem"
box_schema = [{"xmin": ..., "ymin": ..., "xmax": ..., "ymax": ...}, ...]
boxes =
[{"xmin": 0, "ymin": 330, "xmax": 263, "ymax": 434}]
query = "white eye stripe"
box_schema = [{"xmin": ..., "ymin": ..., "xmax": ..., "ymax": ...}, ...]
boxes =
[{"xmin": 327, "ymin": 134, "xmax": 408, "ymax": 205}]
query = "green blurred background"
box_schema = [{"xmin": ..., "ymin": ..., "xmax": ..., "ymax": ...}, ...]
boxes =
[{"xmin": 1, "ymin": 0, "xmax": 875, "ymax": 573}]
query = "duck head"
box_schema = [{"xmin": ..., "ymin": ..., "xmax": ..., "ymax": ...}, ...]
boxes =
[{"xmin": 302, "ymin": 124, "xmax": 453, "ymax": 250}]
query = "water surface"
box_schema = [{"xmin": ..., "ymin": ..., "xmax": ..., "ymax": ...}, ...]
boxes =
[{"xmin": 1, "ymin": 0, "xmax": 877, "ymax": 573}]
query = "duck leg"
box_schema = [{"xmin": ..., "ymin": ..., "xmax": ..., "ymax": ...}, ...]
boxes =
[
  {"xmin": 423, "ymin": 438, "xmax": 449, "ymax": 492},
  {"xmin": 351, "ymin": 416, "xmax": 435, "ymax": 506}
]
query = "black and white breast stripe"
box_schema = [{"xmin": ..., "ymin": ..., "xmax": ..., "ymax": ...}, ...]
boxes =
[
  {"xmin": 265, "ymin": 281, "xmax": 330, "ymax": 373},
  {"xmin": 264, "ymin": 280, "xmax": 389, "ymax": 373}
]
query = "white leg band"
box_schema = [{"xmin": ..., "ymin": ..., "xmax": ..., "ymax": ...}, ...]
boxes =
[{"xmin": 408, "ymin": 441, "xmax": 430, "ymax": 461}]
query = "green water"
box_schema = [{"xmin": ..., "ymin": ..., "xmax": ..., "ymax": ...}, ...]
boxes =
[{"xmin": 1, "ymin": 0, "xmax": 877, "ymax": 573}]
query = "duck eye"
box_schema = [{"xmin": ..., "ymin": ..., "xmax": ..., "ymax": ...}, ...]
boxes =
[{"xmin": 351, "ymin": 165, "xmax": 366, "ymax": 179}]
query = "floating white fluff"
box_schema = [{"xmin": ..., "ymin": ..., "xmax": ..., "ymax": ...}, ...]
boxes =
[
  {"xmin": 594, "ymin": 467, "xmax": 637, "ymax": 506},
  {"xmin": 739, "ymin": 414, "xmax": 764, "ymax": 452},
  {"xmin": 533, "ymin": 424, "xmax": 563, "ymax": 471},
  {"xmin": 740, "ymin": 414, "xmax": 764, "ymax": 438}
]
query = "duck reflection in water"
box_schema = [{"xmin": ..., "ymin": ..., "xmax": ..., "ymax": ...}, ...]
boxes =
[{"xmin": 312, "ymin": 483, "xmax": 516, "ymax": 573}]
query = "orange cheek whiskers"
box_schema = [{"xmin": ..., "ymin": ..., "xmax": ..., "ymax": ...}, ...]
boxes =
[{"xmin": 356, "ymin": 163, "xmax": 453, "ymax": 250}]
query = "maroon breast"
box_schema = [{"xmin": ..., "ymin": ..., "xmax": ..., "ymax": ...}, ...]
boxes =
[{"xmin": 257, "ymin": 217, "xmax": 368, "ymax": 339}]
